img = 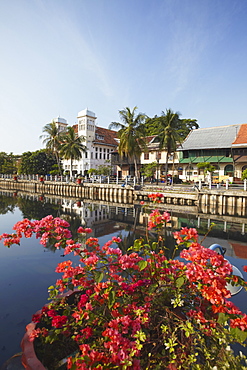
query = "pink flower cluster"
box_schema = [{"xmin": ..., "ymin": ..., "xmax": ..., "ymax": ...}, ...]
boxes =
[
  {"xmin": 148, "ymin": 209, "xmax": 170, "ymax": 230},
  {"xmin": 0, "ymin": 215, "xmax": 72, "ymax": 248},
  {"xmin": 148, "ymin": 193, "xmax": 163, "ymax": 203}
]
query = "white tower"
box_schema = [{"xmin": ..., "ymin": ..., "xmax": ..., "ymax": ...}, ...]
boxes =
[
  {"xmin": 53, "ymin": 116, "xmax": 68, "ymax": 132},
  {"xmin": 77, "ymin": 109, "xmax": 97, "ymax": 141}
]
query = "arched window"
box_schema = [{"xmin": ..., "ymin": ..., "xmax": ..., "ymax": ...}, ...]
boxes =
[
  {"xmin": 242, "ymin": 165, "xmax": 247, "ymax": 171},
  {"xmin": 186, "ymin": 165, "xmax": 193, "ymax": 176},
  {"xmin": 224, "ymin": 164, "xmax": 233, "ymax": 176}
]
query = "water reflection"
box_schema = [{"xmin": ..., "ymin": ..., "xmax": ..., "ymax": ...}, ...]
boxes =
[{"xmin": 0, "ymin": 191, "xmax": 247, "ymax": 365}]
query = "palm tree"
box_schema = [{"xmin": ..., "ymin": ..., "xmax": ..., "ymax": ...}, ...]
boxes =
[
  {"xmin": 156, "ymin": 109, "xmax": 181, "ymax": 181},
  {"xmin": 40, "ymin": 121, "xmax": 63, "ymax": 175},
  {"xmin": 109, "ymin": 107, "xmax": 146, "ymax": 180},
  {"xmin": 60, "ymin": 126, "xmax": 87, "ymax": 178}
]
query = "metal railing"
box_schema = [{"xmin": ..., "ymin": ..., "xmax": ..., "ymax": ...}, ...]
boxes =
[{"xmin": 1, "ymin": 174, "xmax": 247, "ymax": 192}]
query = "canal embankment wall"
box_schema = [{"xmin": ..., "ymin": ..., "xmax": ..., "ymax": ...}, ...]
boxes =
[{"xmin": 1, "ymin": 179, "xmax": 247, "ymax": 216}]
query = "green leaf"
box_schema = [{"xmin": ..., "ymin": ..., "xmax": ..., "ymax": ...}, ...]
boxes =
[
  {"xmin": 94, "ymin": 271, "xmax": 104, "ymax": 283},
  {"xmin": 230, "ymin": 327, "xmax": 247, "ymax": 343},
  {"xmin": 108, "ymin": 289, "xmax": 116, "ymax": 308},
  {"xmin": 138, "ymin": 260, "xmax": 148, "ymax": 271},
  {"xmin": 217, "ymin": 312, "xmax": 228, "ymax": 325},
  {"xmin": 175, "ymin": 277, "xmax": 185, "ymax": 288}
]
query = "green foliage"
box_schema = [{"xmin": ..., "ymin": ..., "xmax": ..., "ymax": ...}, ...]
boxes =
[
  {"xmin": 149, "ymin": 109, "xmax": 183, "ymax": 177},
  {"xmin": 145, "ymin": 113, "xmax": 198, "ymax": 140},
  {"xmin": 60, "ymin": 126, "xmax": 87, "ymax": 177},
  {"xmin": 197, "ymin": 162, "xmax": 215, "ymax": 173},
  {"xmin": 141, "ymin": 162, "xmax": 157, "ymax": 179},
  {"xmin": 242, "ymin": 169, "xmax": 247, "ymax": 180},
  {"xmin": 40, "ymin": 120, "xmax": 64, "ymax": 175},
  {"xmin": 49, "ymin": 164, "xmax": 60, "ymax": 175},
  {"xmin": 109, "ymin": 106, "xmax": 147, "ymax": 179},
  {"xmin": 88, "ymin": 168, "xmax": 97, "ymax": 175},
  {"xmin": 96, "ymin": 164, "xmax": 112, "ymax": 176},
  {"xmin": 0, "ymin": 152, "xmax": 18, "ymax": 174},
  {"xmin": 19, "ymin": 149, "xmax": 57, "ymax": 175}
]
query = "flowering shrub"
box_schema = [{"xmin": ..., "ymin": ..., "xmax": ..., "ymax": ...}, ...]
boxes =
[
  {"xmin": 147, "ymin": 193, "xmax": 164, "ymax": 203},
  {"xmin": 1, "ymin": 208, "xmax": 247, "ymax": 369}
]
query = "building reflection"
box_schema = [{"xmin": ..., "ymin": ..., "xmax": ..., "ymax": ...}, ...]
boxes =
[{"xmin": 1, "ymin": 190, "xmax": 247, "ymax": 260}]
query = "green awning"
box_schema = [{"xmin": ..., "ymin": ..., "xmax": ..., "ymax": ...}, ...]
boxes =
[
  {"xmin": 179, "ymin": 156, "xmax": 233, "ymax": 164},
  {"xmin": 179, "ymin": 156, "xmax": 211, "ymax": 164},
  {"xmin": 206, "ymin": 156, "xmax": 233, "ymax": 163},
  {"xmin": 191, "ymin": 156, "xmax": 211, "ymax": 163}
]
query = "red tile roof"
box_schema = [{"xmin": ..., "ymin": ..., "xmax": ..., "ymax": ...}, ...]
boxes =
[
  {"xmin": 94, "ymin": 126, "xmax": 118, "ymax": 146},
  {"xmin": 232, "ymin": 124, "xmax": 247, "ymax": 146},
  {"xmin": 71, "ymin": 124, "xmax": 118, "ymax": 147}
]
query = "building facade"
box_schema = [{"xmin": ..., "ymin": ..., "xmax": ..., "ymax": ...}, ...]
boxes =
[
  {"xmin": 178, "ymin": 124, "xmax": 247, "ymax": 183},
  {"xmin": 54, "ymin": 109, "xmax": 118, "ymax": 176},
  {"xmin": 140, "ymin": 136, "xmax": 181, "ymax": 181}
]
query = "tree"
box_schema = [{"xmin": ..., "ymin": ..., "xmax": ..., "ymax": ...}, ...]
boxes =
[
  {"xmin": 177, "ymin": 118, "xmax": 199, "ymax": 139},
  {"xmin": 97, "ymin": 165, "xmax": 112, "ymax": 176},
  {"xmin": 242, "ymin": 169, "xmax": 247, "ymax": 181},
  {"xmin": 0, "ymin": 152, "xmax": 18, "ymax": 174},
  {"xmin": 19, "ymin": 150, "xmax": 57, "ymax": 175},
  {"xmin": 40, "ymin": 121, "xmax": 63, "ymax": 175},
  {"xmin": 156, "ymin": 109, "xmax": 182, "ymax": 179},
  {"xmin": 88, "ymin": 168, "xmax": 97, "ymax": 176},
  {"xmin": 197, "ymin": 162, "xmax": 215, "ymax": 182},
  {"xmin": 60, "ymin": 126, "xmax": 87, "ymax": 178},
  {"xmin": 109, "ymin": 107, "xmax": 146, "ymax": 180},
  {"xmin": 141, "ymin": 162, "xmax": 157, "ymax": 181},
  {"xmin": 145, "ymin": 115, "xmax": 198, "ymax": 140}
]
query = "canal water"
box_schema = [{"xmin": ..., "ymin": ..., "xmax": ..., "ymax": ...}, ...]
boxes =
[{"xmin": 0, "ymin": 192, "xmax": 247, "ymax": 366}]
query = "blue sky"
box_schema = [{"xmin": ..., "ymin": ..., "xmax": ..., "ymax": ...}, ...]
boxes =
[{"xmin": 1, "ymin": 0, "xmax": 247, "ymax": 154}]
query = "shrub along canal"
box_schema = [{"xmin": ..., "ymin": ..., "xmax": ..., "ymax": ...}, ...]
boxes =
[{"xmin": 0, "ymin": 191, "xmax": 247, "ymax": 366}]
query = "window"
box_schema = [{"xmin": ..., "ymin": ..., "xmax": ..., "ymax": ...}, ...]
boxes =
[
  {"xmin": 96, "ymin": 134, "xmax": 104, "ymax": 140},
  {"xmin": 95, "ymin": 153, "xmax": 98, "ymax": 159},
  {"xmin": 224, "ymin": 164, "xmax": 233, "ymax": 176},
  {"xmin": 85, "ymin": 151, "xmax": 88, "ymax": 159},
  {"xmin": 91, "ymin": 152, "xmax": 93, "ymax": 159},
  {"xmin": 144, "ymin": 153, "xmax": 149, "ymax": 160}
]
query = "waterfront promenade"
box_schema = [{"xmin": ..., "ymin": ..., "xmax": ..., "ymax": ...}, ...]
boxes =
[{"xmin": 1, "ymin": 176, "xmax": 247, "ymax": 217}]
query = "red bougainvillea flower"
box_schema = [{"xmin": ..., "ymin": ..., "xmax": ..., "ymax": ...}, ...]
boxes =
[
  {"xmin": 148, "ymin": 193, "xmax": 163, "ymax": 203},
  {"xmin": 148, "ymin": 209, "xmax": 170, "ymax": 230},
  {"xmin": 1, "ymin": 203, "xmax": 247, "ymax": 370}
]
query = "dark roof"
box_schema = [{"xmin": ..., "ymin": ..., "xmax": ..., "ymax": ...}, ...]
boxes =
[
  {"xmin": 180, "ymin": 124, "xmax": 241, "ymax": 150},
  {"xmin": 233, "ymin": 155, "xmax": 247, "ymax": 163}
]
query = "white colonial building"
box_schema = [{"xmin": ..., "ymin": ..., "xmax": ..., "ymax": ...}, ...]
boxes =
[{"xmin": 53, "ymin": 109, "xmax": 118, "ymax": 176}]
